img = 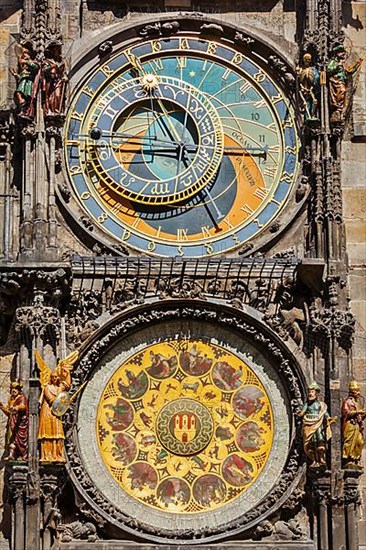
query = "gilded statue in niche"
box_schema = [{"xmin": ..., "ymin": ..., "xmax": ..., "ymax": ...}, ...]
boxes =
[
  {"xmin": 297, "ymin": 382, "xmax": 335, "ymax": 468},
  {"xmin": 35, "ymin": 350, "xmax": 78, "ymax": 462},
  {"xmin": 11, "ymin": 46, "xmax": 40, "ymax": 120},
  {"xmin": 0, "ymin": 381, "xmax": 28, "ymax": 461},
  {"xmin": 342, "ymin": 380, "xmax": 365, "ymax": 469},
  {"xmin": 326, "ymin": 44, "xmax": 363, "ymax": 122}
]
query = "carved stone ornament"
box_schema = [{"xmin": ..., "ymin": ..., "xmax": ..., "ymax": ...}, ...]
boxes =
[
  {"xmin": 253, "ymin": 518, "xmax": 306, "ymax": 540},
  {"xmin": 58, "ymin": 520, "xmax": 99, "ymax": 542},
  {"xmin": 268, "ymin": 56, "xmax": 295, "ymax": 90},
  {"xmin": 307, "ymin": 303, "xmax": 355, "ymax": 351},
  {"xmin": 98, "ymin": 40, "xmax": 113, "ymax": 57},
  {"xmin": 343, "ymin": 486, "xmax": 361, "ymax": 506},
  {"xmin": 234, "ymin": 32, "xmax": 254, "ymax": 48},
  {"xmin": 139, "ymin": 21, "xmax": 180, "ymax": 37},
  {"xmin": 200, "ymin": 23, "xmax": 224, "ymax": 36},
  {"xmin": 63, "ymin": 301, "xmax": 304, "ymax": 544}
]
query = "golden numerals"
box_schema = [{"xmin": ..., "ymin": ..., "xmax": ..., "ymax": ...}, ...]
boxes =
[
  {"xmin": 207, "ymin": 42, "xmax": 217, "ymax": 55},
  {"xmin": 264, "ymin": 167, "xmax": 277, "ymax": 178},
  {"xmin": 100, "ymin": 65, "xmax": 114, "ymax": 77},
  {"xmin": 151, "ymin": 58, "xmax": 163, "ymax": 71},
  {"xmin": 282, "ymin": 172, "xmax": 293, "ymax": 183},
  {"xmin": 179, "ymin": 38, "xmax": 190, "ymax": 50},
  {"xmin": 268, "ymin": 144, "xmax": 280, "ymax": 154},
  {"xmin": 254, "ymin": 99, "xmax": 266, "ymax": 109},
  {"xmin": 253, "ymin": 187, "xmax": 269, "ymax": 200},
  {"xmin": 70, "ymin": 165, "xmax": 82, "ymax": 175},
  {"xmin": 271, "ymin": 93, "xmax": 283, "ymax": 104},
  {"xmin": 98, "ymin": 212, "xmax": 108, "ymax": 224},
  {"xmin": 240, "ymin": 204, "xmax": 254, "ymax": 217},
  {"xmin": 253, "ymin": 71, "xmax": 266, "ymax": 83},
  {"xmin": 71, "ymin": 111, "xmax": 84, "ymax": 122},
  {"xmin": 232, "ymin": 52, "xmax": 244, "ymax": 65},
  {"xmin": 204, "ymin": 243, "xmax": 214, "ymax": 255},
  {"xmin": 177, "ymin": 57, "xmax": 187, "ymax": 69},
  {"xmin": 201, "ymin": 226, "xmax": 211, "ymax": 239},
  {"xmin": 177, "ymin": 228, "xmax": 189, "ymax": 241},
  {"xmin": 151, "ymin": 40, "xmax": 162, "ymax": 53}
]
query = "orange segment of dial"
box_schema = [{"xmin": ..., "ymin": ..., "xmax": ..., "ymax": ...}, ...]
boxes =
[{"xmin": 114, "ymin": 131, "xmax": 146, "ymax": 168}]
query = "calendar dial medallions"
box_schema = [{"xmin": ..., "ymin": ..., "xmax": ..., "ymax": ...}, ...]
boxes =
[
  {"xmin": 65, "ymin": 35, "xmax": 300, "ymax": 257},
  {"xmin": 96, "ymin": 339, "xmax": 274, "ymax": 514}
]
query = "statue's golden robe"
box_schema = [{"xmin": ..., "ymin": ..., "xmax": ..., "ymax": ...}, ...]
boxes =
[{"xmin": 38, "ymin": 377, "xmax": 70, "ymax": 461}]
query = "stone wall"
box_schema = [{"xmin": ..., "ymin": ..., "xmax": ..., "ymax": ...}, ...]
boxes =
[{"xmin": 343, "ymin": 2, "xmax": 366, "ymax": 547}]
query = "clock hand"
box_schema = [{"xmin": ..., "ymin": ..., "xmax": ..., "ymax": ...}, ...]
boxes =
[
  {"xmin": 181, "ymin": 146, "xmax": 224, "ymax": 220},
  {"xmin": 201, "ymin": 187, "xmax": 224, "ymax": 221},
  {"xmin": 129, "ymin": 54, "xmax": 146, "ymax": 76},
  {"xmin": 184, "ymin": 143, "xmax": 268, "ymax": 159},
  {"xmin": 88, "ymin": 128, "xmax": 182, "ymax": 148},
  {"xmin": 153, "ymin": 92, "xmax": 182, "ymax": 144},
  {"xmin": 177, "ymin": 105, "xmax": 190, "ymax": 176},
  {"xmin": 129, "ymin": 58, "xmax": 178, "ymax": 140},
  {"xmin": 89, "ymin": 129, "xmax": 266, "ymax": 158}
]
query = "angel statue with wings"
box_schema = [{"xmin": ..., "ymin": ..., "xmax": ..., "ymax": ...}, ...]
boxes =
[{"xmin": 35, "ymin": 350, "xmax": 78, "ymax": 462}]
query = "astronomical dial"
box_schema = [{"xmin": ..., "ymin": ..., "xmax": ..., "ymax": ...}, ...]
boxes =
[
  {"xmin": 65, "ymin": 36, "xmax": 300, "ymax": 257},
  {"xmin": 87, "ymin": 75, "xmax": 224, "ymax": 205}
]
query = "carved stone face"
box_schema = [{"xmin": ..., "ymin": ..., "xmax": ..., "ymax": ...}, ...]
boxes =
[{"xmin": 308, "ymin": 388, "xmax": 318, "ymax": 401}]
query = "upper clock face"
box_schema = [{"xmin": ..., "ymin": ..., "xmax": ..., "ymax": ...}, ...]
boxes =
[{"xmin": 65, "ymin": 36, "xmax": 300, "ymax": 257}]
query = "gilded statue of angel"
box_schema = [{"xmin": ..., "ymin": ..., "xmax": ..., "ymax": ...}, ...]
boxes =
[{"xmin": 35, "ymin": 350, "xmax": 78, "ymax": 462}]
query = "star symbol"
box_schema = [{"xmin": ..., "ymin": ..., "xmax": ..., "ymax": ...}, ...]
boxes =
[{"xmin": 189, "ymin": 71, "xmax": 196, "ymax": 78}]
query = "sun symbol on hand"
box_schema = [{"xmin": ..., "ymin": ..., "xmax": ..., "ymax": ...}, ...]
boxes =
[{"xmin": 140, "ymin": 73, "xmax": 161, "ymax": 91}]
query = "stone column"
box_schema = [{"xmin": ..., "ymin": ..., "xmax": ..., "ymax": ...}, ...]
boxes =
[
  {"xmin": 314, "ymin": 475, "xmax": 331, "ymax": 550},
  {"xmin": 9, "ymin": 465, "xmax": 28, "ymax": 550},
  {"xmin": 25, "ymin": 376, "xmax": 41, "ymax": 550},
  {"xmin": 343, "ymin": 470, "xmax": 362, "ymax": 550},
  {"xmin": 20, "ymin": 125, "xmax": 36, "ymax": 255},
  {"xmin": 40, "ymin": 465, "xmax": 65, "ymax": 550},
  {"xmin": 47, "ymin": 130, "xmax": 58, "ymax": 249}
]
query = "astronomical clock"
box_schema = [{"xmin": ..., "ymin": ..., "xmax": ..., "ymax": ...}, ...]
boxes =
[
  {"xmin": 1, "ymin": 0, "xmax": 362, "ymax": 548},
  {"xmin": 55, "ymin": 19, "xmax": 308, "ymax": 545},
  {"xmin": 64, "ymin": 33, "xmax": 300, "ymax": 257}
]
